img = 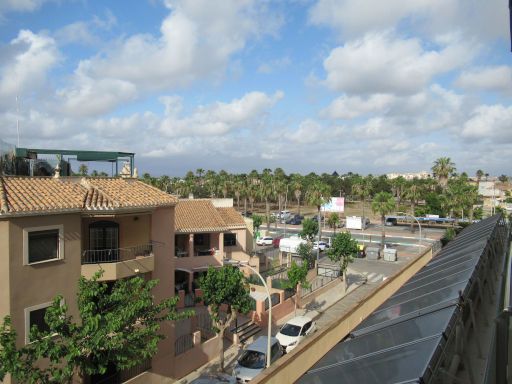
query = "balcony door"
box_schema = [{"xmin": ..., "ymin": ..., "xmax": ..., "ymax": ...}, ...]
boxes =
[{"xmin": 89, "ymin": 221, "xmax": 119, "ymax": 262}]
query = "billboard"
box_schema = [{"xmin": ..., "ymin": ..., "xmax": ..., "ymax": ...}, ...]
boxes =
[{"xmin": 321, "ymin": 197, "xmax": 345, "ymax": 213}]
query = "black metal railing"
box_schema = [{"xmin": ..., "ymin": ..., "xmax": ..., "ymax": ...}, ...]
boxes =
[{"xmin": 82, "ymin": 242, "xmax": 155, "ymax": 264}]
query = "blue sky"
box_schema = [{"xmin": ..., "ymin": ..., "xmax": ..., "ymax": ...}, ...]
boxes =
[{"xmin": 0, "ymin": 0, "xmax": 511, "ymax": 177}]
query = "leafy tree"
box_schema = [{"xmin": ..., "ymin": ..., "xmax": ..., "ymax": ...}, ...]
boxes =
[
  {"xmin": 498, "ymin": 174, "xmax": 509, "ymax": 183},
  {"xmin": 327, "ymin": 213, "xmax": 340, "ymax": 235},
  {"xmin": 0, "ymin": 273, "xmax": 190, "ymax": 383},
  {"xmin": 300, "ymin": 218, "xmax": 318, "ymax": 243},
  {"xmin": 199, "ymin": 266, "xmax": 252, "ymax": 372},
  {"xmin": 296, "ymin": 242, "xmax": 315, "ymax": 269},
  {"xmin": 326, "ymin": 232, "xmax": 358, "ymax": 291},
  {"xmin": 284, "ymin": 261, "xmax": 310, "ymax": 316},
  {"xmin": 371, "ymin": 192, "xmax": 396, "ymax": 250},
  {"xmin": 78, "ymin": 164, "xmax": 88, "ymax": 176}
]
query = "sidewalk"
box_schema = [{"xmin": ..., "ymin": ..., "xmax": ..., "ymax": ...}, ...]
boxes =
[{"xmin": 175, "ymin": 268, "xmax": 368, "ymax": 383}]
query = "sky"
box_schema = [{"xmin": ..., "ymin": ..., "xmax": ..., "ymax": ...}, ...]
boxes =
[{"xmin": 0, "ymin": 0, "xmax": 511, "ymax": 177}]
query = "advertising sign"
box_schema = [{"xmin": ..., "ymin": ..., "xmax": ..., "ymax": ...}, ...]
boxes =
[{"xmin": 321, "ymin": 197, "xmax": 345, "ymax": 213}]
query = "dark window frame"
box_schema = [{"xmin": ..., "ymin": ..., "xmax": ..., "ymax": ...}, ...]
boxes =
[{"xmin": 224, "ymin": 233, "xmax": 237, "ymax": 247}]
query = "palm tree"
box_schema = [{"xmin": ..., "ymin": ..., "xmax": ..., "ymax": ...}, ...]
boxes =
[
  {"xmin": 204, "ymin": 170, "xmax": 218, "ymax": 198},
  {"xmin": 476, "ymin": 169, "xmax": 484, "ymax": 184},
  {"xmin": 327, "ymin": 213, "xmax": 340, "ymax": 235},
  {"xmin": 305, "ymin": 181, "xmax": 331, "ymax": 260},
  {"xmin": 371, "ymin": 192, "xmax": 396, "ymax": 250},
  {"xmin": 403, "ymin": 179, "xmax": 424, "ymax": 232},
  {"xmin": 352, "ymin": 176, "xmax": 373, "ymax": 220},
  {"xmin": 432, "ymin": 157, "xmax": 456, "ymax": 189},
  {"xmin": 259, "ymin": 170, "xmax": 275, "ymax": 231},
  {"xmin": 290, "ymin": 173, "xmax": 304, "ymax": 215},
  {"xmin": 390, "ymin": 176, "xmax": 406, "ymax": 205}
]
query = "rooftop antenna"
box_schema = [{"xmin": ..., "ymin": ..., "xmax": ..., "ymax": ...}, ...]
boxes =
[{"xmin": 16, "ymin": 95, "xmax": 20, "ymax": 147}]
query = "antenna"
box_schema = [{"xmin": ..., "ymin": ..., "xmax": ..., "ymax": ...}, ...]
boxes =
[{"xmin": 16, "ymin": 95, "xmax": 20, "ymax": 147}]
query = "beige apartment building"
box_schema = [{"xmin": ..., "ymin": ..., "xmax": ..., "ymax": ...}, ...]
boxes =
[
  {"xmin": 0, "ymin": 176, "xmax": 257, "ymax": 383},
  {"xmin": 0, "ymin": 175, "xmax": 178, "ymax": 383}
]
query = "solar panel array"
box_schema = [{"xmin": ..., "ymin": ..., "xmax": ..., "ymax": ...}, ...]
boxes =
[{"xmin": 298, "ymin": 215, "xmax": 505, "ymax": 384}]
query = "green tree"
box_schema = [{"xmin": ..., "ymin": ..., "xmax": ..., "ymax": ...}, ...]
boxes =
[
  {"xmin": 326, "ymin": 232, "xmax": 358, "ymax": 291},
  {"xmin": 403, "ymin": 179, "xmax": 424, "ymax": 232},
  {"xmin": 371, "ymin": 192, "xmax": 396, "ymax": 250},
  {"xmin": 296, "ymin": 242, "xmax": 315, "ymax": 269},
  {"xmin": 290, "ymin": 174, "xmax": 304, "ymax": 215},
  {"xmin": 259, "ymin": 170, "xmax": 275, "ymax": 231},
  {"xmin": 199, "ymin": 266, "xmax": 252, "ymax": 372},
  {"xmin": 305, "ymin": 181, "xmax": 331, "ymax": 260},
  {"xmin": 0, "ymin": 273, "xmax": 190, "ymax": 383},
  {"xmin": 327, "ymin": 212, "xmax": 340, "ymax": 235},
  {"xmin": 476, "ymin": 169, "xmax": 484, "ymax": 183},
  {"xmin": 78, "ymin": 164, "xmax": 88, "ymax": 176},
  {"xmin": 498, "ymin": 174, "xmax": 509, "ymax": 183},
  {"xmin": 285, "ymin": 261, "xmax": 310, "ymax": 316},
  {"xmin": 432, "ymin": 157, "xmax": 456, "ymax": 189},
  {"xmin": 300, "ymin": 218, "xmax": 319, "ymax": 243}
]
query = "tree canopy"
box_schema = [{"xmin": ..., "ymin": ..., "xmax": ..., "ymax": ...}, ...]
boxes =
[
  {"xmin": 199, "ymin": 265, "xmax": 252, "ymax": 372},
  {"xmin": 327, "ymin": 232, "xmax": 358, "ymax": 290},
  {"xmin": 0, "ymin": 273, "xmax": 190, "ymax": 384}
]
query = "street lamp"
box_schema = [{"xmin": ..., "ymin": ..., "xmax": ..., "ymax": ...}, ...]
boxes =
[
  {"xmin": 397, "ymin": 212, "xmax": 422, "ymax": 254},
  {"xmin": 223, "ymin": 259, "xmax": 272, "ymax": 368}
]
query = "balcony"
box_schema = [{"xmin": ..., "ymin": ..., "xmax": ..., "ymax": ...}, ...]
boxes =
[{"xmin": 81, "ymin": 242, "xmax": 155, "ymax": 281}]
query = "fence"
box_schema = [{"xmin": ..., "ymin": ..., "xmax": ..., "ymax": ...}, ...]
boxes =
[
  {"xmin": 175, "ymin": 334, "xmax": 194, "ymax": 356},
  {"xmin": 300, "ymin": 274, "xmax": 337, "ymax": 297},
  {"xmin": 196, "ymin": 312, "xmax": 216, "ymax": 341},
  {"xmin": 82, "ymin": 242, "xmax": 155, "ymax": 264}
]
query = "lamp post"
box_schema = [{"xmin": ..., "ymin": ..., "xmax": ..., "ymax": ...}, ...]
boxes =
[
  {"xmin": 224, "ymin": 260, "xmax": 272, "ymax": 368},
  {"xmin": 397, "ymin": 212, "xmax": 422, "ymax": 253}
]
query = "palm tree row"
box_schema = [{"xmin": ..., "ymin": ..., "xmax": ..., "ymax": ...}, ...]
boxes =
[{"xmin": 139, "ymin": 157, "xmax": 484, "ymax": 222}]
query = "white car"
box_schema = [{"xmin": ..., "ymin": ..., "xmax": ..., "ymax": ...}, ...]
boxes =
[
  {"xmin": 256, "ymin": 236, "xmax": 273, "ymax": 246},
  {"xmin": 313, "ymin": 241, "xmax": 330, "ymax": 251},
  {"xmin": 275, "ymin": 316, "xmax": 316, "ymax": 353},
  {"xmin": 233, "ymin": 336, "xmax": 282, "ymax": 382}
]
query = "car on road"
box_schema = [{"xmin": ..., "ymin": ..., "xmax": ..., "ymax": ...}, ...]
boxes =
[
  {"xmin": 285, "ymin": 217, "xmax": 302, "ymax": 225},
  {"xmin": 233, "ymin": 336, "xmax": 283, "ymax": 382},
  {"xmin": 313, "ymin": 241, "xmax": 330, "ymax": 251},
  {"xmin": 256, "ymin": 236, "xmax": 273, "ymax": 246},
  {"xmin": 275, "ymin": 316, "xmax": 316, "ymax": 353},
  {"xmin": 272, "ymin": 236, "xmax": 283, "ymax": 248}
]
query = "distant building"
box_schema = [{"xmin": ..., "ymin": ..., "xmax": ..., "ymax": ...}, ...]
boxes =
[{"xmin": 386, "ymin": 171, "xmax": 432, "ymax": 180}]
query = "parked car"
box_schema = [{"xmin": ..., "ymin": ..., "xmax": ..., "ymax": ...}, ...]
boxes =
[
  {"xmin": 311, "ymin": 215, "xmax": 325, "ymax": 222},
  {"xmin": 385, "ymin": 217, "xmax": 397, "ymax": 226},
  {"xmin": 233, "ymin": 336, "xmax": 283, "ymax": 382},
  {"xmin": 256, "ymin": 236, "xmax": 273, "ymax": 246},
  {"xmin": 241, "ymin": 211, "xmax": 253, "ymax": 218},
  {"xmin": 276, "ymin": 316, "xmax": 316, "ymax": 353},
  {"xmin": 313, "ymin": 241, "xmax": 330, "ymax": 251},
  {"xmin": 272, "ymin": 236, "xmax": 283, "ymax": 248},
  {"xmin": 285, "ymin": 217, "xmax": 302, "ymax": 225}
]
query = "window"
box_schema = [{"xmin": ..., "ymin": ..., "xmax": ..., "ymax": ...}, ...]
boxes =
[
  {"xmin": 23, "ymin": 225, "xmax": 64, "ymax": 265},
  {"xmin": 301, "ymin": 322, "xmax": 312, "ymax": 335},
  {"xmin": 224, "ymin": 233, "xmax": 236, "ymax": 247},
  {"xmin": 24, "ymin": 302, "xmax": 52, "ymax": 344}
]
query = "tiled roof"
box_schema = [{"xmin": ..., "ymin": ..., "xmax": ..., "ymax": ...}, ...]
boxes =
[
  {"xmin": 216, "ymin": 207, "xmax": 247, "ymax": 228},
  {"xmin": 175, "ymin": 199, "xmax": 247, "ymax": 233},
  {"xmin": 0, "ymin": 176, "xmax": 177, "ymax": 216}
]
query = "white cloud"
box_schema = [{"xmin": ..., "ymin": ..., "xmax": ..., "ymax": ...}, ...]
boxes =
[
  {"xmin": 308, "ymin": 0, "xmax": 508, "ymax": 42},
  {"xmin": 0, "ymin": 30, "xmax": 60, "ymax": 102},
  {"xmin": 53, "ymin": 0, "xmax": 282, "ymax": 117},
  {"xmin": 159, "ymin": 90, "xmax": 283, "ymax": 137},
  {"xmin": 322, "ymin": 31, "xmax": 474, "ymax": 95},
  {"xmin": 321, "ymin": 94, "xmax": 395, "ymax": 119},
  {"xmin": 57, "ymin": 76, "xmax": 137, "ymax": 117},
  {"xmin": 0, "ymin": 0, "xmax": 50, "ymax": 15},
  {"xmin": 455, "ymin": 66, "xmax": 512, "ymax": 94},
  {"xmin": 54, "ymin": 22, "xmax": 97, "ymax": 45},
  {"xmin": 461, "ymin": 105, "xmax": 512, "ymax": 142},
  {"xmin": 257, "ymin": 57, "xmax": 291, "ymax": 74}
]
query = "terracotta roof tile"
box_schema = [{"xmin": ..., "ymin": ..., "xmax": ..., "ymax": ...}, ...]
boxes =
[
  {"xmin": 175, "ymin": 199, "xmax": 247, "ymax": 233},
  {"xmin": 216, "ymin": 207, "xmax": 247, "ymax": 228},
  {"xmin": 0, "ymin": 176, "xmax": 177, "ymax": 216}
]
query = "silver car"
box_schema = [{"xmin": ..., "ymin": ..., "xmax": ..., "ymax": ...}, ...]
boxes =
[{"xmin": 233, "ymin": 336, "xmax": 282, "ymax": 383}]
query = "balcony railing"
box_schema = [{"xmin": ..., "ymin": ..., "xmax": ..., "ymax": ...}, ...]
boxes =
[{"xmin": 82, "ymin": 242, "xmax": 155, "ymax": 265}]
